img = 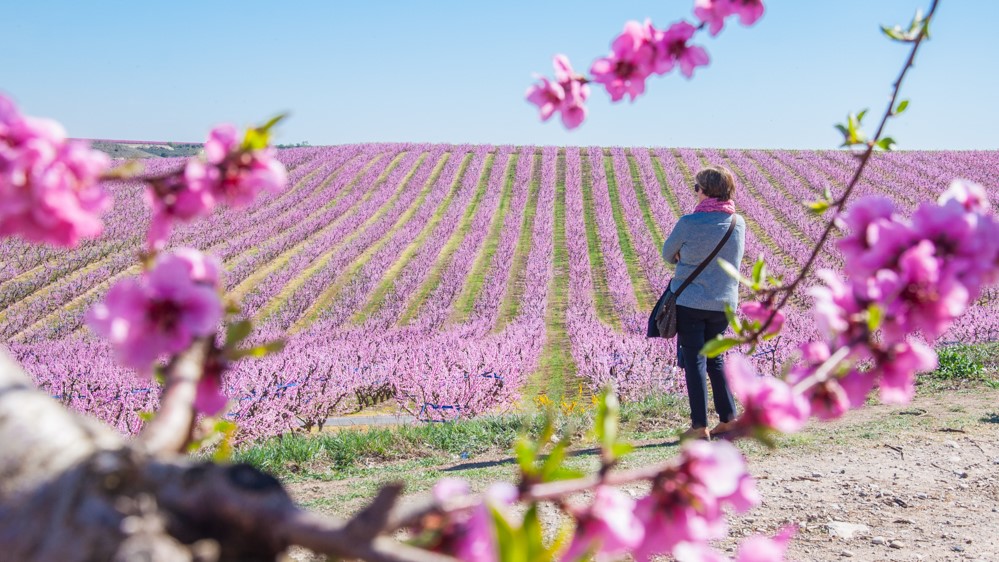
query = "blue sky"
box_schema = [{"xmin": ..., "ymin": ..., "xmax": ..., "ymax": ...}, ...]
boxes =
[{"xmin": 3, "ymin": 1, "xmax": 995, "ymax": 149}]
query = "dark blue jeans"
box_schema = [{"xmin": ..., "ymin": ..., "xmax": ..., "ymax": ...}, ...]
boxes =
[{"xmin": 676, "ymin": 305, "xmax": 737, "ymax": 428}]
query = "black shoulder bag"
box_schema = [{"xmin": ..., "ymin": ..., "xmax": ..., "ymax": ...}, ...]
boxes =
[{"xmin": 647, "ymin": 216, "xmax": 738, "ymax": 339}]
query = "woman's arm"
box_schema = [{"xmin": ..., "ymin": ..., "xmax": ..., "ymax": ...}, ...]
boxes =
[{"xmin": 661, "ymin": 220, "xmax": 685, "ymax": 264}]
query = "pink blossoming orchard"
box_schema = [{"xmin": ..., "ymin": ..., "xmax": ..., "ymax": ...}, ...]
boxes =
[{"xmin": 1, "ymin": 0, "xmax": 997, "ymax": 560}]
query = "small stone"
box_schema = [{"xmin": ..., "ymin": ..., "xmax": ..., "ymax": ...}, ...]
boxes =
[
  {"xmin": 827, "ymin": 521, "xmax": 871, "ymax": 540},
  {"xmin": 945, "ymin": 440, "xmax": 959, "ymax": 448},
  {"xmin": 916, "ymin": 493, "xmax": 928, "ymax": 499},
  {"xmin": 894, "ymin": 518, "xmax": 915, "ymax": 524},
  {"xmin": 811, "ymin": 471, "xmax": 823, "ymax": 478},
  {"xmin": 840, "ymin": 550, "xmax": 855, "ymax": 558},
  {"xmin": 872, "ymin": 536, "xmax": 887, "ymax": 545},
  {"xmin": 952, "ymin": 546, "xmax": 965, "ymax": 552},
  {"xmin": 890, "ymin": 540, "xmax": 906, "ymax": 549}
]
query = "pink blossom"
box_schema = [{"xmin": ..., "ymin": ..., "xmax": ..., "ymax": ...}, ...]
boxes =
[
  {"xmin": 728, "ymin": 0, "xmax": 766, "ymax": 27},
  {"xmin": 879, "ymin": 240, "xmax": 970, "ymax": 342},
  {"xmin": 563, "ymin": 486, "xmax": 644, "ymax": 562},
  {"xmin": 430, "ymin": 480, "xmax": 518, "ymax": 562},
  {"xmin": 0, "ymin": 93, "xmax": 111, "ymax": 247},
  {"xmin": 808, "ymin": 270, "xmax": 866, "ymax": 346},
  {"xmin": 185, "ymin": 124, "xmax": 288, "ymax": 208},
  {"xmin": 874, "ymin": 340, "xmax": 937, "ymax": 404},
  {"xmin": 939, "ymin": 179, "xmax": 990, "ymax": 214},
  {"xmin": 194, "ymin": 359, "xmax": 228, "ymax": 415},
  {"xmin": 740, "ymin": 301, "xmax": 784, "ymax": 337},
  {"xmin": 735, "ymin": 526, "xmax": 794, "ymax": 562},
  {"xmin": 633, "ymin": 441, "xmax": 757, "ymax": 561},
  {"xmin": 911, "ymin": 194, "xmax": 996, "ymax": 299},
  {"xmin": 787, "ymin": 341, "xmax": 873, "ymax": 420},
  {"xmin": 652, "ymin": 21, "xmax": 710, "ymax": 78},
  {"xmin": 693, "ymin": 0, "xmax": 731, "ymax": 36},
  {"xmin": 145, "ymin": 173, "xmax": 217, "ymax": 251},
  {"xmin": 433, "ymin": 478, "xmax": 470, "ymax": 502},
  {"xmin": 87, "ymin": 249, "xmax": 222, "ymax": 373},
  {"xmin": 726, "ymin": 353, "xmax": 810, "ymax": 434},
  {"xmin": 837, "ymin": 196, "xmax": 912, "ymax": 278},
  {"xmin": 526, "ymin": 55, "xmax": 590, "ymax": 129},
  {"xmin": 590, "ymin": 21, "xmax": 656, "ymax": 102}
]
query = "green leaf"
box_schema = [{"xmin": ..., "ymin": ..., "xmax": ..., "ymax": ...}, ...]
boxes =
[
  {"xmin": 227, "ymin": 339, "xmax": 286, "ymax": 360},
  {"xmin": 875, "ymin": 137, "xmax": 896, "ymax": 151},
  {"xmin": 717, "ymin": 258, "xmax": 751, "ymax": 286},
  {"xmin": 701, "ymin": 337, "xmax": 742, "ymax": 358},
  {"xmin": 723, "ymin": 303, "xmax": 741, "ymax": 334},
  {"xmin": 806, "ymin": 199, "xmax": 830, "ymax": 214},
  {"xmin": 881, "ymin": 24, "xmax": 906, "ymax": 41},
  {"xmin": 895, "ymin": 99, "xmax": 909, "ymax": 114},
  {"xmin": 212, "ymin": 420, "xmax": 239, "ymax": 462},
  {"xmin": 751, "ymin": 256, "xmax": 766, "ymax": 289},
  {"xmin": 539, "ymin": 442, "xmax": 568, "ymax": 482},
  {"xmin": 867, "ymin": 303, "xmax": 884, "ymax": 332},
  {"xmin": 241, "ymin": 113, "xmax": 289, "ymax": 151},
  {"xmin": 491, "ymin": 506, "xmax": 524, "ymax": 562},
  {"xmin": 544, "ymin": 467, "xmax": 586, "ymax": 482},
  {"xmin": 856, "ymin": 109, "xmax": 868, "ymax": 123},
  {"xmin": 611, "ymin": 442, "xmax": 634, "ymax": 458},
  {"xmin": 138, "ymin": 410, "xmax": 155, "ymax": 422},
  {"xmin": 225, "ymin": 320, "xmax": 253, "ymax": 348},
  {"xmin": 522, "ymin": 505, "xmax": 546, "ymax": 562},
  {"xmin": 515, "ymin": 437, "xmax": 538, "ymax": 476}
]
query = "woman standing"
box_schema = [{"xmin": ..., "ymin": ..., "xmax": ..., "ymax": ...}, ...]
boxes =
[{"xmin": 661, "ymin": 166, "xmax": 746, "ymax": 440}]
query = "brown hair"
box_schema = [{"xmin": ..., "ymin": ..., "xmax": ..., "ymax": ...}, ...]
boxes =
[{"xmin": 695, "ymin": 166, "xmax": 736, "ymax": 201}]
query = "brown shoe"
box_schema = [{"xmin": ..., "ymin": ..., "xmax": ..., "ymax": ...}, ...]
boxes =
[
  {"xmin": 710, "ymin": 420, "xmax": 739, "ymax": 437},
  {"xmin": 680, "ymin": 426, "xmax": 710, "ymax": 442}
]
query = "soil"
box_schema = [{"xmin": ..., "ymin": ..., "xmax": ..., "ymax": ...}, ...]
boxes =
[{"xmin": 285, "ymin": 388, "xmax": 999, "ymax": 561}]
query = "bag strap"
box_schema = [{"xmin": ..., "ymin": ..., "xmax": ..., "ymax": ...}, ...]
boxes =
[{"xmin": 673, "ymin": 215, "xmax": 738, "ymax": 297}]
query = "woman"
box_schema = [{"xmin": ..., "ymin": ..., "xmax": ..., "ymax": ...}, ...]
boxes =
[{"xmin": 661, "ymin": 165, "xmax": 746, "ymax": 440}]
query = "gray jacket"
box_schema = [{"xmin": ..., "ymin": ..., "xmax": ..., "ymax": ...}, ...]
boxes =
[{"xmin": 661, "ymin": 212, "xmax": 746, "ymax": 312}]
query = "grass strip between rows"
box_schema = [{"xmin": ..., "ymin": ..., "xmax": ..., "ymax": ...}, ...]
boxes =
[
  {"xmin": 399, "ymin": 152, "xmax": 498, "ymax": 325},
  {"xmin": 495, "ymin": 150, "xmax": 542, "ymax": 330},
  {"xmin": 602, "ymin": 153, "xmax": 654, "ymax": 310},
  {"xmin": 350, "ymin": 152, "xmax": 475, "ymax": 323}
]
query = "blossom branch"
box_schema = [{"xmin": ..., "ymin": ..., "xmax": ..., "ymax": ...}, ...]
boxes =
[
  {"xmin": 138, "ymin": 337, "xmax": 211, "ymax": 455},
  {"xmin": 750, "ymin": 0, "xmax": 939, "ymax": 341}
]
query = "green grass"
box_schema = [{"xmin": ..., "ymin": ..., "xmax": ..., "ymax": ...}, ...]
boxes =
[
  {"xmin": 234, "ymin": 393, "xmax": 691, "ymax": 481},
  {"xmin": 579, "ymin": 153, "xmax": 620, "ymax": 330},
  {"xmin": 648, "ymin": 152, "xmax": 684, "ymax": 219},
  {"xmin": 530, "ymin": 148, "xmax": 578, "ymax": 401},
  {"xmin": 918, "ymin": 342, "xmax": 999, "ymax": 391},
  {"xmin": 625, "ymin": 149, "xmax": 666, "ymax": 250},
  {"xmin": 350, "ymin": 152, "xmax": 473, "ymax": 323},
  {"xmin": 602, "ymin": 153, "xmax": 654, "ymax": 308},
  {"xmin": 448, "ymin": 153, "xmax": 516, "ymax": 323},
  {"xmin": 495, "ymin": 151, "xmax": 542, "ymax": 329}
]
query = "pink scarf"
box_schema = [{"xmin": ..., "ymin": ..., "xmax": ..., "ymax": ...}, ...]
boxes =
[{"xmin": 693, "ymin": 197, "xmax": 736, "ymax": 214}]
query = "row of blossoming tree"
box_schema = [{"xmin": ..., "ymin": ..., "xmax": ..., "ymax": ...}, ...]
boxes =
[{"xmin": 2, "ymin": 0, "xmax": 998, "ymax": 560}]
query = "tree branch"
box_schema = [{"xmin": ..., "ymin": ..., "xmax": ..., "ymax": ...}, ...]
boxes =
[{"xmin": 139, "ymin": 338, "xmax": 211, "ymax": 456}]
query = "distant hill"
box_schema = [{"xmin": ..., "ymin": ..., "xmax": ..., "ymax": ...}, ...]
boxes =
[
  {"xmin": 86, "ymin": 139, "xmax": 311, "ymax": 159},
  {"xmin": 88, "ymin": 140, "xmax": 204, "ymax": 159}
]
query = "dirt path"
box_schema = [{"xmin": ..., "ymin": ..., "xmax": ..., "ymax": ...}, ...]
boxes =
[{"xmin": 285, "ymin": 388, "xmax": 999, "ymax": 561}]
